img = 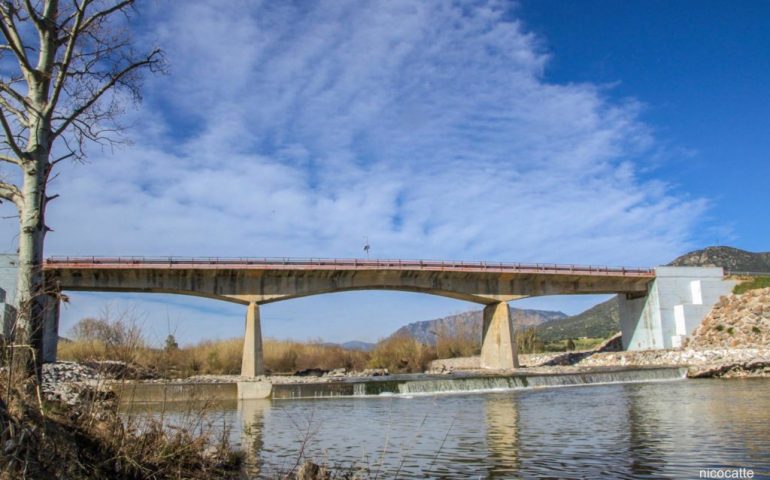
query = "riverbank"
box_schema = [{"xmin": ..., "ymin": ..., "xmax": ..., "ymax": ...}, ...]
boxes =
[
  {"xmin": 41, "ymin": 345, "xmax": 770, "ymax": 405},
  {"xmin": 430, "ymin": 347, "xmax": 770, "ymax": 378}
]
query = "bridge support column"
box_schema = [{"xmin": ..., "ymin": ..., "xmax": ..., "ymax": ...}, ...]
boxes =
[
  {"xmin": 42, "ymin": 295, "xmax": 60, "ymax": 363},
  {"xmin": 241, "ymin": 302, "xmax": 264, "ymax": 377},
  {"xmin": 481, "ymin": 302, "xmax": 519, "ymax": 370}
]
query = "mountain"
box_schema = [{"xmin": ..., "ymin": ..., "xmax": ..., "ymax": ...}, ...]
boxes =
[
  {"xmin": 390, "ymin": 307, "xmax": 567, "ymax": 345},
  {"xmin": 669, "ymin": 246, "xmax": 770, "ymax": 274},
  {"xmin": 339, "ymin": 341, "xmax": 376, "ymax": 352},
  {"xmin": 535, "ymin": 297, "xmax": 619, "ymax": 342}
]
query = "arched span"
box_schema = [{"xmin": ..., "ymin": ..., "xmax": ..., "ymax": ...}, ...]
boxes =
[
  {"xmin": 56, "ymin": 282, "xmax": 517, "ymax": 306},
  {"xmin": 46, "ymin": 262, "xmax": 651, "ymax": 307},
  {"xmin": 225, "ymin": 284, "xmax": 521, "ymax": 305}
]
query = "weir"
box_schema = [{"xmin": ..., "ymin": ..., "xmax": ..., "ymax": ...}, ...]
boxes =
[
  {"xmin": 268, "ymin": 367, "xmax": 687, "ymax": 399},
  {"xmin": 110, "ymin": 367, "xmax": 688, "ymax": 403}
]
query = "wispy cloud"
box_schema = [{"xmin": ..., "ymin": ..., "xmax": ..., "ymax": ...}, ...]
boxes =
[{"xmin": 1, "ymin": 0, "xmax": 708, "ymax": 342}]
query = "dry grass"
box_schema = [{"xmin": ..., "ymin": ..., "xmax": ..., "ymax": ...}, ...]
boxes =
[
  {"xmin": 367, "ymin": 335, "xmax": 437, "ymax": 373},
  {"xmin": 434, "ymin": 322, "xmax": 479, "ymax": 359},
  {"xmin": 0, "ymin": 356, "xmax": 241, "ymax": 479},
  {"xmin": 263, "ymin": 339, "xmax": 369, "ymax": 373},
  {"xmin": 59, "ymin": 336, "xmax": 371, "ymax": 376}
]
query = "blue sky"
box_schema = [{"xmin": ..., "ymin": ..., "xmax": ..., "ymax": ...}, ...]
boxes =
[{"xmin": 1, "ymin": 0, "xmax": 767, "ymax": 345}]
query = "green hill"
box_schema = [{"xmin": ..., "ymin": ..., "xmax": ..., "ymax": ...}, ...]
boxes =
[{"xmin": 535, "ymin": 297, "xmax": 619, "ymax": 342}]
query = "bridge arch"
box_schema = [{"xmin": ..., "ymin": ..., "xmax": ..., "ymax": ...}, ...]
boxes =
[{"xmin": 42, "ymin": 257, "xmax": 654, "ymax": 375}]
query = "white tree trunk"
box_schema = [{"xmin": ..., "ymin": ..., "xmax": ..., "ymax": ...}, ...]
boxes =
[{"xmin": 12, "ymin": 125, "xmax": 50, "ymax": 378}]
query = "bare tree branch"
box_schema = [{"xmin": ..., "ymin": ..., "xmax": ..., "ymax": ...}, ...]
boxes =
[
  {"xmin": 52, "ymin": 48, "xmax": 161, "ymax": 140},
  {"xmin": 50, "ymin": 151, "xmax": 74, "ymax": 165},
  {"xmin": 0, "ymin": 2, "xmax": 35, "ymax": 74},
  {"xmin": 0, "ymin": 81, "xmax": 33, "ymax": 112},
  {"xmin": 0, "ymin": 107, "xmax": 25, "ymax": 159},
  {"xmin": 48, "ymin": 0, "xmax": 88, "ymax": 115},
  {"xmin": 78, "ymin": 0, "xmax": 133, "ymax": 37},
  {"xmin": 0, "ymin": 93, "xmax": 28, "ymax": 124},
  {"xmin": 22, "ymin": 0, "xmax": 46, "ymax": 31},
  {"xmin": 0, "ymin": 180, "xmax": 24, "ymax": 209},
  {"xmin": 0, "ymin": 153, "xmax": 20, "ymax": 165}
]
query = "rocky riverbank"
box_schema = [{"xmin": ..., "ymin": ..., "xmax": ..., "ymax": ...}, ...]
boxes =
[
  {"xmin": 427, "ymin": 347, "xmax": 770, "ymax": 378},
  {"xmin": 41, "ymin": 362, "xmax": 396, "ymax": 401}
]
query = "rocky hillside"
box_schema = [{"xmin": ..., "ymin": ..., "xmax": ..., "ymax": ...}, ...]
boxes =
[
  {"xmin": 536, "ymin": 297, "xmax": 619, "ymax": 342},
  {"xmin": 669, "ymin": 246, "xmax": 770, "ymax": 273},
  {"xmin": 391, "ymin": 307, "xmax": 566, "ymax": 345},
  {"xmin": 686, "ymin": 288, "xmax": 770, "ymax": 349}
]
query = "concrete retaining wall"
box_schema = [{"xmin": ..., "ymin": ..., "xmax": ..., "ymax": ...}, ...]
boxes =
[{"xmin": 619, "ymin": 267, "xmax": 736, "ymax": 350}]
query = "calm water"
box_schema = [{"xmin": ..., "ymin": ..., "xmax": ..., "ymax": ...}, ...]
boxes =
[{"xmin": 131, "ymin": 379, "xmax": 770, "ymax": 479}]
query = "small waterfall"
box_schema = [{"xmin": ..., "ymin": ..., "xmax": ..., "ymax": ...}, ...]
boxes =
[
  {"xmin": 270, "ymin": 367, "xmax": 687, "ymax": 400},
  {"xmin": 397, "ymin": 376, "xmax": 528, "ymax": 394},
  {"xmin": 353, "ymin": 383, "xmax": 367, "ymax": 396}
]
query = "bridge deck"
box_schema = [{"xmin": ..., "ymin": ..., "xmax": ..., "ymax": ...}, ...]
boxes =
[{"xmin": 45, "ymin": 256, "xmax": 655, "ymax": 277}]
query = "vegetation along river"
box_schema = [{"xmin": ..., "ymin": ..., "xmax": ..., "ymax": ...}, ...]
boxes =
[{"xmin": 125, "ymin": 378, "xmax": 770, "ymax": 478}]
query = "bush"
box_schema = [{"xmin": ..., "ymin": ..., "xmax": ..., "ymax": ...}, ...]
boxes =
[
  {"xmin": 368, "ymin": 335, "xmax": 436, "ymax": 373},
  {"xmin": 434, "ymin": 321, "xmax": 479, "ymax": 358},
  {"xmin": 66, "ymin": 305, "xmax": 145, "ymax": 364},
  {"xmin": 515, "ymin": 327, "xmax": 544, "ymax": 354}
]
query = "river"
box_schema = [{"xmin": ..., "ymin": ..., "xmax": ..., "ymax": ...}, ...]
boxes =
[{"xmin": 126, "ymin": 378, "xmax": 770, "ymax": 478}]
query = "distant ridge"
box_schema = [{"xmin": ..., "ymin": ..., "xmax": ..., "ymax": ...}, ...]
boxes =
[
  {"xmin": 669, "ymin": 246, "xmax": 770, "ymax": 273},
  {"xmin": 390, "ymin": 307, "xmax": 566, "ymax": 345},
  {"xmin": 536, "ymin": 297, "xmax": 619, "ymax": 342},
  {"xmin": 339, "ymin": 341, "xmax": 375, "ymax": 352}
]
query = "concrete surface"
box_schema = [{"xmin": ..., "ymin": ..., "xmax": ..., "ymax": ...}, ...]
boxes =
[{"xmin": 619, "ymin": 267, "xmax": 737, "ymax": 350}]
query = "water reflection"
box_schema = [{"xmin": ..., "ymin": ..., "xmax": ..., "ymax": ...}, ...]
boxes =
[
  {"xmin": 128, "ymin": 379, "xmax": 770, "ymax": 478},
  {"xmin": 484, "ymin": 396, "xmax": 519, "ymax": 477},
  {"xmin": 239, "ymin": 399, "xmax": 270, "ymax": 477}
]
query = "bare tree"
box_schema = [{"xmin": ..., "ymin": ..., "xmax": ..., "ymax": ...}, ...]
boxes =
[{"xmin": 0, "ymin": 0, "xmax": 163, "ymax": 381}]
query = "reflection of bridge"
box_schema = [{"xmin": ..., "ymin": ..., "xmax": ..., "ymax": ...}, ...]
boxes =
[{"xmin": 40, "ymin": 256, "xmax": 658, "ymax": 375}]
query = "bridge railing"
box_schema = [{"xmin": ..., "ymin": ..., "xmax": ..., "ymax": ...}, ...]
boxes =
[
  {"xmin": 44, "ymin": 256, "xmax": 656, "ymax": 277},
  {"xmin": 725, "ymin": 271, "xmax": 770, "ymax": 277}
]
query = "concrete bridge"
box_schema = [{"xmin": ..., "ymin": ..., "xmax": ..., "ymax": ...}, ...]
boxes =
[{"xmin": 0, "ymin": 255, "xmax": 736, "ymax": 377}]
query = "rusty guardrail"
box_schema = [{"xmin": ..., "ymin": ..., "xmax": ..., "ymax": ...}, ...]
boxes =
[{"xmin": 44, "ymin": 256, "xmax": 656, "ymax": 277}]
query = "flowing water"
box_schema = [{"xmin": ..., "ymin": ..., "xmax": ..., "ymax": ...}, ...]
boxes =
[{"xmin": 126, "ymin": 377, "xmax": 770, "ymax": 479}]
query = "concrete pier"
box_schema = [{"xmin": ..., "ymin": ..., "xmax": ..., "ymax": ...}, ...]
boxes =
[
  {"xmin": 480, "ymin": 302, "xmax": 519, "ymax": 369},
  {"xmin": 240, "ymin": 302, "xmax": 264, "ymax": 377},
  {"xmin": 42, "ymin": 295, "xmax": 60, "ymax": 363}
]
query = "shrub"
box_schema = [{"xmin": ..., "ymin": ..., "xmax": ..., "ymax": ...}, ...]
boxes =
[
  {"xmin": 368, "ymin": 335, "xmax": 436, "ymax": 373},
  {"xmin": 67, "ymin": 305, "xmax": 145, "ymax": 363},
  {"xmin": 515, "ymin": 327, "xmax": 544, "ymax": 354},
  {"xmin": 434, "ymin": 321, "xmax": 479, "ymax": 358}
]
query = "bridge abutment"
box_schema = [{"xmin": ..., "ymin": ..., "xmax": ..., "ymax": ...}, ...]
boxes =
[
  {"xmin": 619, "ymin": 267, "xmax": 737, "ymax": 350},
  {"xmin": 241, "ymin": 301, "xmax": 265, "ymax": 377},
  {"xmin": 480, "ymin": 302, "xmax": 519, "ymax": 370}
]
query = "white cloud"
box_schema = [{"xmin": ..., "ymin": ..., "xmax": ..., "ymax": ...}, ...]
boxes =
[{"xmin": 2, "ymin": 0, "xmax": 708, "ymax": 343}]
